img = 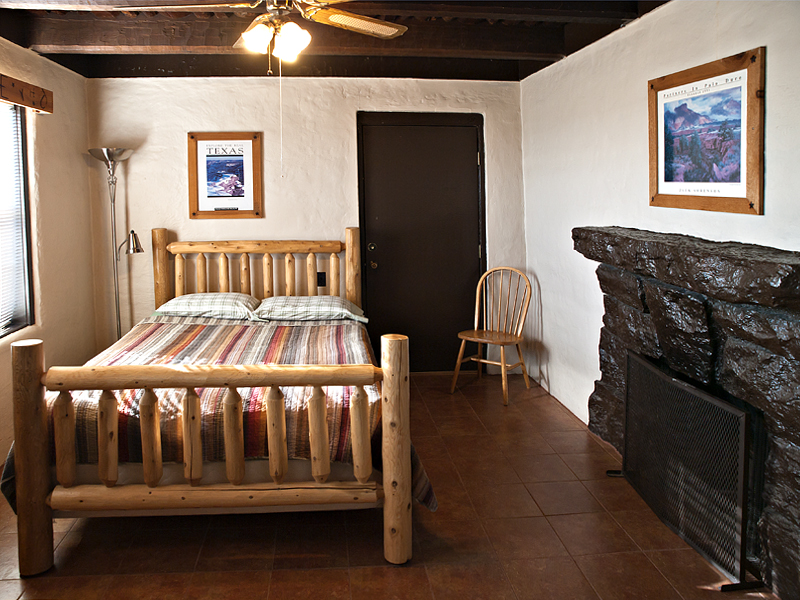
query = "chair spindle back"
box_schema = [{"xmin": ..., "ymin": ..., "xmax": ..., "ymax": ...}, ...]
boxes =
[{"xmin": 474, "ymin": 267, "xmax": 531, "ymax": 337}]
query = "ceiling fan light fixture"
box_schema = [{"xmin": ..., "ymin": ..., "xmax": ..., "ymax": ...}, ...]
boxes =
[
  {"xmin": 273, "ymin": 21, "xmax": 311, "ymax": 62},
  {"xmin": 242, "ymin": 20, "xmax": 274, "ymax": 54}
]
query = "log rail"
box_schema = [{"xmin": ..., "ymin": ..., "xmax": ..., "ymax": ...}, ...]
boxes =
[
  {"xmin": 152, "ymin": 227, "xmax": 361, "ymax": 308},
  {"xmin": 11, "ymin": 334, "xmax": 410, "ymax": 575}
]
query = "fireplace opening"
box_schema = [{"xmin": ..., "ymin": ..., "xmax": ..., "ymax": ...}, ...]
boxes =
[{"xmin": 623, "ymin": 351, "xmax": 767, "ymax": 589}]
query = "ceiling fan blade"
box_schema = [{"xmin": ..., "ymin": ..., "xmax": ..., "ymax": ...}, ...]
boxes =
[{"xmin": 300, "ymin": 5, "xmax": 406, "ymax": 39}]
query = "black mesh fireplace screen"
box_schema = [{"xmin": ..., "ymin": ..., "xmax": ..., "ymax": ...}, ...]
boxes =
[{"xmin": 624, "ymin": 352, "xmax": 762, "ymax": 584}]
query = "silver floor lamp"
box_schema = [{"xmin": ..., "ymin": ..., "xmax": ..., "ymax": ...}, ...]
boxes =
[{"xmin": 89, "ymin": 147, "xmax": 144, "ymax": 340}]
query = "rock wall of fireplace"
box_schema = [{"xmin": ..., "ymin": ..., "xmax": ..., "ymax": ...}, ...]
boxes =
[{"xmin": 573, "ymin": 226, "xmax": 800, "ymax": 599}]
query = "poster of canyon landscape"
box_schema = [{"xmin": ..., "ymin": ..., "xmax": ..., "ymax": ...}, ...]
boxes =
[{"xmin": 657, "ymin": 68, "xmax": 747, "ymax": 199}]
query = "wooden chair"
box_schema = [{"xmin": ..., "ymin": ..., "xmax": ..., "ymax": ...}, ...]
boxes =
[{"xmin": 450, "ymin": 267, "xmax": 532, "ymax": 404}]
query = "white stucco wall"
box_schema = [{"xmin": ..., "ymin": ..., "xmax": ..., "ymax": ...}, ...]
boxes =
[
  {"xmin": 87, "ymin": 77, "xmax": 525, "ymax": 348},
  {"xmin": 0, "ymin": 40, "xmax": 95, "ymax": 457},
  {"xmin": 520, "ymin": 1, "xmax": 800, "ymax": 422}
]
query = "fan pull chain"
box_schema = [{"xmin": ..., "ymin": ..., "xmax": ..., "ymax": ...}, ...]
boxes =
[{"xmin": 279, "ymin": 58, "xmax": 284, "ymax": 177}]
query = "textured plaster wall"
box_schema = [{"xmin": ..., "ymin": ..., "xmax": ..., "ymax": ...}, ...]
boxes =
[
  {"xmin": 0, "ymin": 40, "xmax": 95, "ymax": 457},
  {"xmin": 519, "ymin": 0, "xmax": 800, "ymax": 422},
  {"xmin": 87, "ymin": 77, "xmax": 525, "ymax": 348}
]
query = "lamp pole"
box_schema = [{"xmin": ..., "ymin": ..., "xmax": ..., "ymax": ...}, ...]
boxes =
[{"xmin": 89, "ymin": 148, "xmax": 135, "ymax": 341}]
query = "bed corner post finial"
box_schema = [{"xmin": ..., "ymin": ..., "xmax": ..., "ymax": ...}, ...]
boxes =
[
  {"xmin": 345, "ymin": 227, "xmax": 361, "ymax": 308},
  {"xmin": 152, "ymin": 228, "xmax": 171, "ymax": 309},
  {"xmin": 11, "ymin": 339, "xmax": 54, "ymax": 576},
  {"xmin": 381, "ymin": 334, "xmax": 411, "ymax": 564}
]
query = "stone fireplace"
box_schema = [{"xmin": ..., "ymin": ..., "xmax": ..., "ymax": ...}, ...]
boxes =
[{"xmin": 573, "ymin": 226, "xmax": 799, "ymax": 599}]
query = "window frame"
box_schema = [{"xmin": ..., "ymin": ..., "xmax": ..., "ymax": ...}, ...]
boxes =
[{"xmin": 0, "ymin": 103, "xmax": 35, "ymax": 339}]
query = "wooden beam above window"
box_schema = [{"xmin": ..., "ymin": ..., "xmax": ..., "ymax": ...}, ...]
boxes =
[{"xmin": 0, "ymin": 74, "xmax": 53, "ymax": 113}]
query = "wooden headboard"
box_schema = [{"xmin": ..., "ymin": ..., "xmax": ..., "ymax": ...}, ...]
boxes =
[{"xmin": 151, "ymin": 227, "xmax": 361, "ymax": 309}]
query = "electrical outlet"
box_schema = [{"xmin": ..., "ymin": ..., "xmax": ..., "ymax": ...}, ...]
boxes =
[{"xmin": 317, "ymin": 272, "xmax": 327, "ymax": 287}]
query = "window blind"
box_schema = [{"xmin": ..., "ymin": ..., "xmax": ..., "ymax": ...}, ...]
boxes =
[{"xmin": 0, "ymin": 103, "xmax": 33, "ymax": 337}]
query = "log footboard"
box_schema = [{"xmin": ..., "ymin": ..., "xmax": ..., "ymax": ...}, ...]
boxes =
[{"xmin": 11, "ymin": 334, "xmax": 411, "ymax": 576}]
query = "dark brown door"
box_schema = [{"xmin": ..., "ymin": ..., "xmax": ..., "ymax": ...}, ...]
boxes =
[{"xmin": 357, "ymin": 112, "xmax": 485, "ymax": 372}]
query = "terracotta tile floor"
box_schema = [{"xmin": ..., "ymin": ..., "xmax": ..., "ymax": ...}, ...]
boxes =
[{"xmin": 0, "ymin": 373, "xmax": 778, "ymax": 599}]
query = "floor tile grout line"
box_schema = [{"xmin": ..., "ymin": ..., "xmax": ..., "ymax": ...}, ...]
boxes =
[{"xmin": 640, "ymin": 547, "xmax": 694, "ymax": 600}]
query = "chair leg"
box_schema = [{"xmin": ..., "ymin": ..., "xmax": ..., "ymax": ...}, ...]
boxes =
[
  {"xmin": 476, "ymin": 343, "xmax": 483, "ymax": 379},
  {"xmin": 500, "ymin": 346, "xmax": 508, "ymax": 406},
  {"xmin": 450, "ymin": 339, "xmax": 467, "ymax": 394},
  {"xmin": 516, "ymin": 344, "xmax": 531, "ymax": 389}
]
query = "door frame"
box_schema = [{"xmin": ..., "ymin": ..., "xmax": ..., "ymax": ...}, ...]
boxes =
[{"xmin": 356, "ymin": 111, "xmax": 488, "ymax": 317}]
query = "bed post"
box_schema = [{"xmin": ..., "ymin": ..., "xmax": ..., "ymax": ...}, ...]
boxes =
[
  {"xmin": 381, "ymin": 334, "xmax": 411, "ymax": 564},
  {"xmin": 11, "ymin": 339, "xmax": 54, "ymax": 576},
  {"xmin": 152, "ymin": 228, "xmax": 171, "ymax": 309},
  {"xmin": 345, "ymin": 227, "xmax": 361, "ymax": 308}
]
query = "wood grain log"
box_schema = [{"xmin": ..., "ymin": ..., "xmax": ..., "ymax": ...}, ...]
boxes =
[
  {"xmin": 175, "ymin": 254, "xmax": 185, "ymax": 297},
  {"xmin": 140, "ymin": 388, "xmax": 163, "ymax": 488},
  {"xmin": 240, "ymin": 252, "xmax": 251, "ymax": 295},
  {"xmin": 308, "ymin": 386, "xmax": 330, "ymax": 484},
  {"xmin": 350, "ymin": 385, "xmax": 372, "ymax": 484},
  {"xmin": 330, "ymin": 253, "xmax": 340, "ymax": 297},
  {"xmin": 11, "ymin": 339, "xmax": 54, "ymax": 576},
  {"xmin": 285, "ymin": 253, "xmax": 295, "ymax": 296},
  {"xmin": 263, "ymin": 253, "xmax": 274, "ymax": 298},
  {"xmin": 381, "ymin": 334, "xmax": 411, "ymax": 564},
  {"xmin": 223, "ymin": 387, "xmax": 245, "ymax": 485},
  {"xmin": 266, "ymin": 386, "xmax": 288, "ymax": 484},
  {"xmin": 218, "ymin": 253, "xmax": 229, "ymax": 293},
  {"xmin": 45, "ymin": 363, "xmax": 383, "ymax": 391},
  {"xmin": 182, "ymin": 388, "xmax": 203, "ymax": 486},
  {"xmin": 53, "ymin": 391, "xmax": 76, "ymax": 488},
  {"xmin": 307, "ymin": 253, "xmax": 318, "ymax": 296},
  {"xmin": 345, "ymin": 227, "xmax": 361, "ymax": 308},
  {"xmin": 196, "ymin": 253, "xmax": 207, "ymax": 293},
  {"xmin": 97, "ymin": 390, "xmax": 118, "ymax": 487},
  {"xmin": 151, "ymin": 228, "xmax": 171, "ymax": 308}
]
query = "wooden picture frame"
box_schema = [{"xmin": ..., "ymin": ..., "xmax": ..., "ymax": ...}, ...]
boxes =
[
  {"xmin": 648, "ymin": 47, "xmax": 765, "ymax": 215},
  {"xmin": 188, "ymin": 132, "xmax": 263, "ymax": 219}
]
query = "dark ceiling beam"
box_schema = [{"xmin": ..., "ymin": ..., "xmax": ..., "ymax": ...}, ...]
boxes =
[
  {"xmin": 27, "ymin": 12, "xmax": 566, "ymax": 60},
  {"xmin": 0, "ymin": 0, "xmax": 641, "ymax": 24},
  {"xmin": 343, "ymin": 2, "xmax": 640, "ymax": 25},
  {"xmin": 0, "ymin": 0, "xmax": 263, "ymax": 11},
  {"xmin": 42, "ymin": 52, "xmax": 539, "ymax": 80}
]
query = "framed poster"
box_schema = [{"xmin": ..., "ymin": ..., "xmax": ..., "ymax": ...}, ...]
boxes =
[
  {"xmin": 648, "ymin": 47, "xmax": 765, "ymax": 215},
  {"xmin": 188, "ymin": 132, "xmax": 263, "ymax": 219}
]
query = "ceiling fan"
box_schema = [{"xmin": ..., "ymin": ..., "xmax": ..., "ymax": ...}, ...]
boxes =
[
  {"xmin": 232, "ymin": 0, "xmax": 407, "ymax": 61},
  {"xmin": 76, "ymin": 0, "xmax": 407, "ymax": 61}
]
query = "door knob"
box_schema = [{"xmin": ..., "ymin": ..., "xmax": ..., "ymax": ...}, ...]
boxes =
[{"xmin": 368, "ymin": 243, "xmax": 377, "ymax": 252}]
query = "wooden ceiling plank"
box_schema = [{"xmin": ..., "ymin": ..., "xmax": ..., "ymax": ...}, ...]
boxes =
[
  {"xmin": 341, "ymin": 2, "xmax": 640, "ymax": 25},
  {"xmin": 0, "ymin": 0, "xmax": 262, "ymax": 11},
  {"xmin": 1, "ymin": 0, "xmax": 640, "ymax": 23},
  {"xmin": 27, "ymin": 12, "xmax": 566, "ymax": 60}
]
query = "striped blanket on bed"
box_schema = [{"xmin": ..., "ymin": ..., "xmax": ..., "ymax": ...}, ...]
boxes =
[
  {"xmin": 62, "ymin": 315, "xmax": 380, "ymax": 465},
  {"xmin": 2, "ymin": 314, "xmax": 437, "ymax": 511}
]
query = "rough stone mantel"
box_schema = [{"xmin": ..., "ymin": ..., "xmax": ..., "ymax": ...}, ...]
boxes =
[
  {"xmin": 573, "ymin": 226, "xmax": 800, "ymax": 599},
  {"xmin": 573, "ymin": 226, "xmax": 800, "ymax": 310}
]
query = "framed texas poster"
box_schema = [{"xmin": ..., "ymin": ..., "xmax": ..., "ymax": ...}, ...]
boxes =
[
  {"xmin": 188, "ymin": 132, "xmax": 263, "ymax": 219},
  {"xmin": 648, "ymin": 47, "xmax": 765, "ymax": 215}
]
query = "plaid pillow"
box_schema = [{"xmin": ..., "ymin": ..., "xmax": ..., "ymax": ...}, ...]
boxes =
[
  {"xmin": 155, "ymin": 293, "xmax": 259, "ymax": 320},
  {"xmin": 254, "ymin": 296, "xmax": 368, "ymax": 323}
]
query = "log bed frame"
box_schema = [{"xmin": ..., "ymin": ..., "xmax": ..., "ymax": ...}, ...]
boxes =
[{"xmin": 11, "ymin": 226, "xmax": 411, "ymax": 576}]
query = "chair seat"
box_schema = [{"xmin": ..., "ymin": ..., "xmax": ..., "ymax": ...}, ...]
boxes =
[{"xmin": 457, "ymin": 329, "xmax": 523, "ymax": 346}]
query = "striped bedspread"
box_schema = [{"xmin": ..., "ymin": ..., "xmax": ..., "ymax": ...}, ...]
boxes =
[
  {"xmin": 59, "ymin": 315, "xmax": 381, "ymax": 465},
  {"xmin": 2, "ymin": 315, "xmax": 436, "ymax": 511}
]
